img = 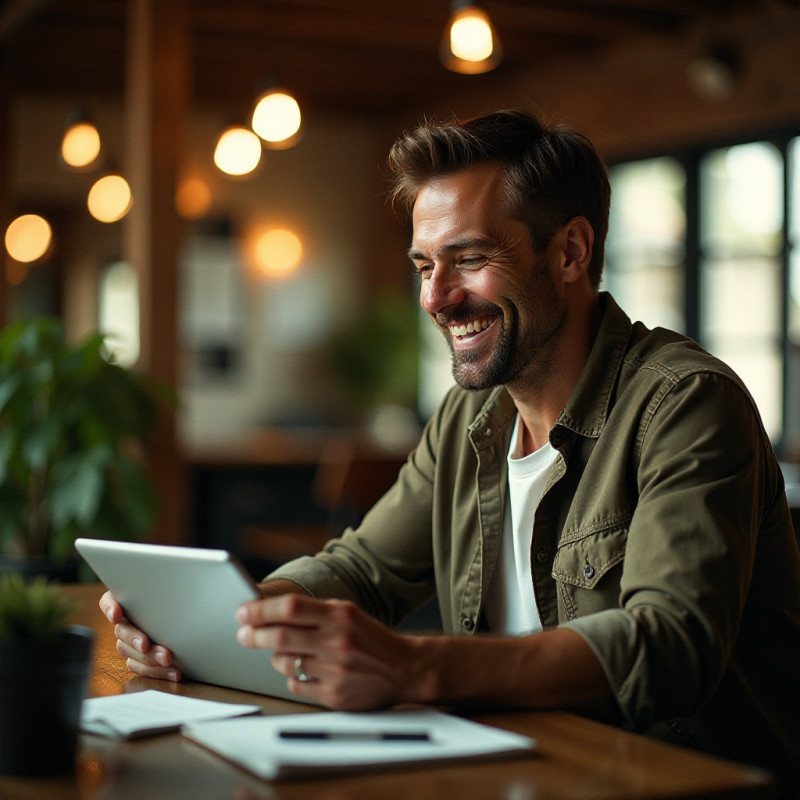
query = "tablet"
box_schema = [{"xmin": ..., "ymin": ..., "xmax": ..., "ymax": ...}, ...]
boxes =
[{"xmin": 75, "ymin": 538, "xmax": 316, "ymax": 704}]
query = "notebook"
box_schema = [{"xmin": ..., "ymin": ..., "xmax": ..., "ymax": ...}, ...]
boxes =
[
  {"xmin": 75, "ymin": 538, "xmax": 319, "ymax": 704},
  {"xmin": 183, "ymin": 708, "xmax": 537, "ymax": 780}
]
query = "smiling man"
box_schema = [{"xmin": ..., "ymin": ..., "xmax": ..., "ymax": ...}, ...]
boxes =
[{"xmin": 101, "ymin": 110, "xmax": 800, "ymax": 789}]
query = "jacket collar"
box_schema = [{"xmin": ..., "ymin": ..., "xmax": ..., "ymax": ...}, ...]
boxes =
[
  {"xmin": 554, "ymin": 292, "xmax": 632, "ymax": 440},
  {"xmin": 471, "ymin": 292, "xmax": 633, "ymax": 448}
]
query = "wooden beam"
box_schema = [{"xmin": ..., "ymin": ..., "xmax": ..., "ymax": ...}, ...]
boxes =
[{"xmin": 123, "ymin": 0, "xmax": 189, "ymax": 545}]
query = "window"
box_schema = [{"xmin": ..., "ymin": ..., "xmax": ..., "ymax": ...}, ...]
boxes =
[
  {"xmin": 604, "ymin": 157, "xmax": 686, "ymax": 333},
  {"xmin": 605, "ymin": 130, "xmax": 800, "ymax": 452}
]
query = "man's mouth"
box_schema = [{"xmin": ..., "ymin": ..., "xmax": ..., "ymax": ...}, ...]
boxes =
[{"xmin": 447, "ymin": 316, "xmax": 496, "ymax": 340}]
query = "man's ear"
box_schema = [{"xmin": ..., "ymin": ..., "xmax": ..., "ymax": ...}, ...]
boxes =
[{"xmin": 560, "ymin": 216, "xmax": 594, "ymax": 283}]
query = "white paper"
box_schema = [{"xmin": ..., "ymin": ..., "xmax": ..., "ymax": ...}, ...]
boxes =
[
  {"xmin": 182, "ymin": 708, "xmax": 536, "ymax": 780},
  {"xmin": 81, "ymin": 689, "xmax": 262, "ymax": 740}
]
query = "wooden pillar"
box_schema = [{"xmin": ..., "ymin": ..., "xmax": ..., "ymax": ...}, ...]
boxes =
[{"xmin": 124, "ymin": 0, "xmax": 190, "ymax": 544}]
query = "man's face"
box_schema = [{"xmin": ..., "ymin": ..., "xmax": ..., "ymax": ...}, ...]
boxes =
[{"xmin": 409, "ymin": 162, "xmax": 566, "ymax": 391}]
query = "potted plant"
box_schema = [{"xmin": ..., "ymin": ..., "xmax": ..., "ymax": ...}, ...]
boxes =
[
  {"xmin": 0, "ymin": 316, "xmax": 160, "ymax": 580},
  {"xmin": 0, "ymin": 572, "xmax": 93, "ymax": 775}
]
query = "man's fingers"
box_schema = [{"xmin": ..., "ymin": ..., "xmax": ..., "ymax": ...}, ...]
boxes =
[
  {"xmin": 114, "ymin": 619, "xmax": 152, "ymax": 654},
  {"xmin": 99, "ymin": 590, "xmax": 124, "ymax": 624},
  {"xmin": 236, "ymin": 593, "xmax": 340, "ymax": 627}
]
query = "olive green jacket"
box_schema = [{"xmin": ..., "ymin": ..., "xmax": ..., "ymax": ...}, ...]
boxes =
[{"xmin": 269, "ymin": 293, "xmax": 800, "ymax": 781}]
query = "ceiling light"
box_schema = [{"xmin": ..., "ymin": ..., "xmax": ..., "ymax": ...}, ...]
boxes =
[
  {"xmin": 88, "ymin": 173, "xmax": 133, "ymax": 223},
  {"xmin": 175, "ymin": 175, "xmax": 213, "ymax": 220},
  {"xmin": 4, "ymin": 214, "xmax": 52, "ymax": 263},
  {"xmin": 251, "ymin": 88, "xmax": 302, "ymax": 149},
  {"xmin": 213, "ymin": 124, "xmax": 262, "ymax": 177},
  {"xmin": 253, "ymin": 227, "xmax": 303, "ymax": 278},
  {"xmin": 60, "ymin": 111, "xmax": 102, "ymax": 170},
  {"xmin": 440, "ymin": 0, "xmax": 502, "ymax": 75}
]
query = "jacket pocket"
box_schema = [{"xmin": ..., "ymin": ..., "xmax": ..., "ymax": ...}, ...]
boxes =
[{"xmin": 552, "ymin": 521, "xmax": 629, "ymax": 620}]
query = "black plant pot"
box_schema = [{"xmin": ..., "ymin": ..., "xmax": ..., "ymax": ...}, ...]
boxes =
[{"xmin": 0, "ymin": 625, "xmax": 94, "ymax": 775}]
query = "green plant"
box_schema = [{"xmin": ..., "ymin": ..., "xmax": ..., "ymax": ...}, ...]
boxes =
[
  {"xmin": 0, "ymin": 316, "xmax": 160, "ymax": 562},
  {"xmin": 330, "ymin": 290, "xmax": 420, "ymax": 410},
  {"xmin": 0, "ymin": 572, "xmax": 78, "ymax": 642}
]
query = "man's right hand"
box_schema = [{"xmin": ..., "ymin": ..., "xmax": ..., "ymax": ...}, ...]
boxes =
[
  {"xmin": 99, "ymin": 590, "xmax": 181, "ymax": 682},
  {"xmin": 98, "ymin": 579, "xmax": 306, "ymax": 681}
]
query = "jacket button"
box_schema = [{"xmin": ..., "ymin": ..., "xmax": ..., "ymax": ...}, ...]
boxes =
[
  {"xmin": 462, "ymin": 617, "xmax": 475, "ymax": 631},
  {"xmin": 483, "ymin": 427, "xmax": 492, "ymax": 437},
  {"xmin": 535, "ymin": 549, "xmax": 550, "ymax": 564},
  {"xmin": 583, "ymin": 562, "xmax": 595, "ymax": 579}
]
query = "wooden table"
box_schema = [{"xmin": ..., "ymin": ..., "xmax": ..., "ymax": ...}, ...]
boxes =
[{"xmin": 0, "ymin": 584, "xmax": 778, "ymax": 800}]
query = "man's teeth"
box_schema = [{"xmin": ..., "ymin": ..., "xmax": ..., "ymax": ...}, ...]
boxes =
[{"xmin": 449, "ymin": 318, "xmax": 492, "ymax": 337}]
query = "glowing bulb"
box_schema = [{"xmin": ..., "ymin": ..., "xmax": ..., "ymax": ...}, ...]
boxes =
[
  {"xmin": 175, "ymin": 176, "xmax": 213, "ymax": 220},
  {"xmin": 440, "ymin": 4, "xmax": 502, "ymax": 74},
  {"xmin": 254, "ymin": 228, "xmax": 303, "ymax": 277},
  {"xmin": 4, "ymin": 214, "xmax": 52, "ymax": 263},
  {"xmin": 61, "ymin": 121, "xmax": 101, "ymax": 169},
  {"xmin": 251, "ymin": 90, "xmax": 302, "ymax": 148},
  {"xmin": 214, "ymin": 125, "xmax": 262, "ymax": 176},
  {"xmin": 87, "ymin": 174, "xmax": 133, "ymax": 223},
  {"xmin": 450, "ymin": 9, "xmax": 493, "ymax": 62}
]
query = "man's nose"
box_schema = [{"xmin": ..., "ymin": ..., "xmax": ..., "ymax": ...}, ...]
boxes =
[{"xmin": 420, "ymin": 265, "xmax": 465, "ymax": 316}]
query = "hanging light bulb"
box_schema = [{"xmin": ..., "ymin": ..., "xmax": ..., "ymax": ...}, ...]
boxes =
[
  {"xmin": 213, "ymin": 123, "xmax": 262, "ymax": 177},
  {"xmin": 60, "ymin": 111, "xmax": 102, "ymax": 170},
  {"xmin": 251, "ymin": 88, "xmax": 302, "ymax": 150},
  {"xmin": 175, "ymin": 175, "xmax": 213, "ymax": 220},
  {"xmin": 4, "ymin": 214, "xmax": 52, "ymax": 263},
  {"xmin": 253, "ymin": 227, "xmax": 303, "ymax": 278},
  {"xmin": 87, "ymin": 173, "xmax": 133, "ymax": 223},
  {"xmin": 440, "ymin": 0, "xmax": 502, "ymax": 75}
]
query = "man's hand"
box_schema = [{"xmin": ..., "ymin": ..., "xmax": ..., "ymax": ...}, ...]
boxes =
[
  {"xmin": 98, "ymin": 590, "xmax": 181, "ymax": 681},
  {"xmin": 235, "ymin": 593, "xmax": 432, "ymax": 710},
  {"xmin": 98, "ymin": 579, "xmax": 306, "ymax": 682}
]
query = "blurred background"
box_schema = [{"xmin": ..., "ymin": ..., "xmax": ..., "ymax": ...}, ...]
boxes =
[{"xmin": 1, "ymin": 0, "xmax": 799, "ymax": 575}]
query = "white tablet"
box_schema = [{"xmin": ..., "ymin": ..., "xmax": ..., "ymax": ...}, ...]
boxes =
[{"xmin": 75, "ymin": 538, "xmax": 316, "ymax": 704}]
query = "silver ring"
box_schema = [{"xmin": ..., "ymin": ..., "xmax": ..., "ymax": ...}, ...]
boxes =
[{"xmin": 294, "ymin": 656, "xmax": 311, "ymax": 682}]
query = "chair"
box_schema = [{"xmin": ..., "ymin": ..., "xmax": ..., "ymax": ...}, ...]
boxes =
[{"xmin": 238, "ymin": 433, "xmax": 409, "ymax": 565}]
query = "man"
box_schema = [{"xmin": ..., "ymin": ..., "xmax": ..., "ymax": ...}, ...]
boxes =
[{"xmin": 101, "ymin": 110, "xmax": 800, "ymax": 785}]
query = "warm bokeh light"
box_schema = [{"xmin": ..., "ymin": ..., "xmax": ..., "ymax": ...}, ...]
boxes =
[
  {"xmin": 87, "ymin": 174, "xmax": 133, "ymax": 223},
  {"xmin": 451, "ymin": 10, "xmax": 493, "ymax": 61},
  {"xmin": 213, "ymin": 125, "xmax": 262, "ymax": 176},
  {"xmin": 4, "ymin": 214, "xmax": 52, "ymax": 263},
  {"xmin": 61, "ymin": 120, "xmax": 101, "ymax": 169},
  {"xmin": 254, "ymin": 227, "xmax": 303, "ymax": 278},
  {"xmin": 441, "ymin": 4, "xmax": 501, "ymax": 74},
  {"xmin": 175, "ymin": 176, "xmax": 213, "ymax": 220},
  {"xmin": 251, "ymin": 90, "xmax": 302, "ymax": 148}
]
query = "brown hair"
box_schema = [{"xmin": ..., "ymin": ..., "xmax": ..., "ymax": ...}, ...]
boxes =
[{"xmin": 387, "ymin": 110, "xmax": 611, "ymax": 287}]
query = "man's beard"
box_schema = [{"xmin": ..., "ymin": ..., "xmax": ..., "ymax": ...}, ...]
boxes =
[{"xmin": 438, "ymin": 264, "xmax": 566, "ymax": 392}]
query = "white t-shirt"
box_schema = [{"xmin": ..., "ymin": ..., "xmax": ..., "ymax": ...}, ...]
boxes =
[{"xmin": 484, "ymin": 414, "xmax": 558, "ymax": 636}]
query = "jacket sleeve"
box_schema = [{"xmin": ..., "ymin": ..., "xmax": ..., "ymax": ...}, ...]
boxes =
[{"xmin": 560, "ymin": 370, "xmax": 785, "ymax": 728}]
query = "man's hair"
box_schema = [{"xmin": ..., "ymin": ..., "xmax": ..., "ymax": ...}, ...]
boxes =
[{"xmin": 387, "ymin": 109, "xmax": 611, "ymax": 287}]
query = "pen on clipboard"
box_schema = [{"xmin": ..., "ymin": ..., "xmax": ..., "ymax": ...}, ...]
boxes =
[{"xmin": 278, "ymin": 730, "xmax": 431, "ymax": 742}]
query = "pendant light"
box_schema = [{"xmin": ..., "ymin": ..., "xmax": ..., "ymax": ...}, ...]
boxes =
[
  {"xmin": 251, "ymin": 87, "xmax": 302, "ymax": 150},
  {"xmin": 213, "ymin": 123, "xmax": 262, "ymax": 177},
  {"xmin": 440, "ymin": 0, "xmax": 502, "ymax": 75},
  {"xmin": 60, "ymin": 110, "xmax": 102, "ymax": 171}
]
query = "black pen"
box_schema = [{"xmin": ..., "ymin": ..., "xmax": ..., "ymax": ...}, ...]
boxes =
[{"xmin": 278, "ymin": 730, "xmax": 431, "ymax": 742}]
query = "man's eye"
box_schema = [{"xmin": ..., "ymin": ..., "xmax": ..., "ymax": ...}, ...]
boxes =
[
  {"xmin": 458, "ymin": 256, "xmax": 486, "ymax": 269},
  {"xmin": 413, "ymin": 264, "xmax": 433, "ymax": 278}
]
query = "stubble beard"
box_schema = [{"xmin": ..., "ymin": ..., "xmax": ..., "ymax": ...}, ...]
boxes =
[{"xmin": 441, "ymin": 263, "xmax": 566, "ymax": 392}]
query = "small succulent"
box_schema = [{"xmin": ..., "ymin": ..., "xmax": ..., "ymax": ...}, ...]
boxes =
[{"xmin": 0, "ymin": 572, "xmax": 79, "ymax": 642}]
